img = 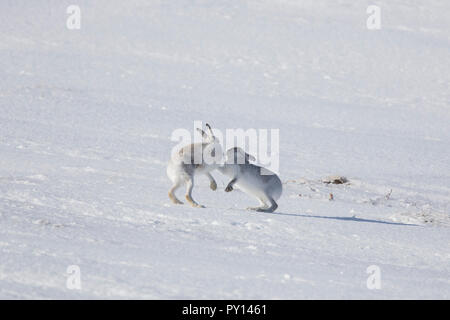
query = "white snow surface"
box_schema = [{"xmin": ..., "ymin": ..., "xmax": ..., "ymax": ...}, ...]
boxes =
[{"xmin": 0, "ymin": 0, "xmax": 449, "ymax": 299}]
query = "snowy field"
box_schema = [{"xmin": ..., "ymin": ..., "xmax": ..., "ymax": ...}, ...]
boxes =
[{"xmin": 0, "ymin": 0, "xmax": 449, "ymax": 299}]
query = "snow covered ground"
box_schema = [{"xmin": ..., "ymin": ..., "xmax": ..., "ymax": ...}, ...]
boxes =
[{"xmin": 0, "ymin": 0, "xmax": 449, "ymax": 299}]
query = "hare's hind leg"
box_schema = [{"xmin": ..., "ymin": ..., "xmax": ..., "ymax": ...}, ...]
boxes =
[
  {"xmin": 264, "ymin": 197, "xmax": 278, "ymax": 213},
  {"xmin": 247, "ymin": 196, "xmax": 269, "ymax": 211},
  {"xmin": 185, "ymin": 177, "xmax": 205, "ymax": 208},
  {"xmin": 256, "ymin": 196, "xmax": 278, "ymax": 213},
  {"xmin": 168, "ymin": 180, "xmax": 183, "ymax": 204},
  {"xmin": 250, "ymin": 193, "xmax": 278, "ymax": 213}
]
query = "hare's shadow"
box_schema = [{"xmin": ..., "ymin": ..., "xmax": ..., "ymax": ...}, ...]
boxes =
[{"xmin": 265, "ymin": 211, "xmax": 418, "ymax": 227}]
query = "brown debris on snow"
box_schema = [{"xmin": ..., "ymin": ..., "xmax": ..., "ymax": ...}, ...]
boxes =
[{"xmin": 322, "ymin": 175, "xmax": 349, "ymax": 185}]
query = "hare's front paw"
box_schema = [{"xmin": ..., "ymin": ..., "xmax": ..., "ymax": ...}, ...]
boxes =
[
  {"xmin": 210, "ymin": 181, "xmax": 217, "ymax": 191},
  {"xmin": 225, "ymin": 185, "xmax": 233, "ymax": 192}
]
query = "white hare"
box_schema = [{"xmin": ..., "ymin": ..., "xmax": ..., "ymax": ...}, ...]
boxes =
[
  {"xmin": 219, "ymin": 147, "xmax": 282, "ymax": 213},
  {"xmin": 167, "ymin": 123, "xmax": 219, "ymax": 208}
]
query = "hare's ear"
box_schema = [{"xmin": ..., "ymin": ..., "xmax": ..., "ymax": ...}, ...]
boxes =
[
  {"xmin": 234, "ymin": 147, "xmax": 245, "ymax": 156},
  {"xmin": 232, "ymin": 147, "xmax": 253, "ymax": 164},
  {"xmin": 196, "ymin": 128, "xmax": 208, "ymax": 140},
  {"xmin": 205, "ymin": 123, "xmax": 216, "ymax": 141},
  {"xmin": 235, "ymin": 147, "xmax": 255, "ymax": 162},
  {"xmin": 245, "ymin": 152, "xmax": 256, "ymax": 162}
]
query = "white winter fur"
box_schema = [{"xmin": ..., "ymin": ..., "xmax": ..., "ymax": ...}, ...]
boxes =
[
  {"xmin": 166, "ymin": 123, "xmax": 219, "ymax": 207},
  {"xmin": 219, "ymin": 147, "xmax": 282, "ymax": 213}
]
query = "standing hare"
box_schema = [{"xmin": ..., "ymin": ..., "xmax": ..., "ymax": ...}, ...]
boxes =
[
  {"xmin": 167, "ymin": 123, "xmax": 219, "ymax": 208},
  {"xmin": 219, "ymin": 147, "xmax": 282, "ymax": 213}
]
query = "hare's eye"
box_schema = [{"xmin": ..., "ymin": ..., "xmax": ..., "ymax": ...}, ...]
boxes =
[{"xmin": 211, "ymin": 148, "xmax": 216, "ymax": 157}]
